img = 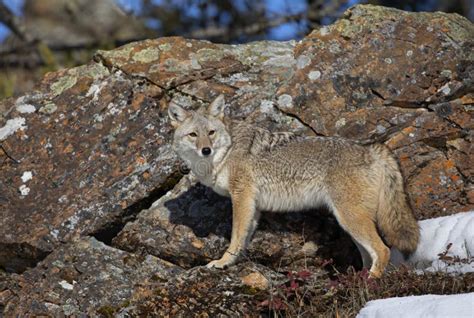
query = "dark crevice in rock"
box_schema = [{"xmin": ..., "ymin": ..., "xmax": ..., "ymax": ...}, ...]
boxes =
[
  {"xmin": 0, "ymin": 243, "xmax": 51, "ymax": 274},
  {"xmin": 171, "ymin": 87, "xmax": 208, "ymax": 103},
  {"xmin": 93, "ymin": 55, "xmax": 167, "ymax": 91},
  {"xmin": 274, "ymin": 105, "xmax": 324, "ymax": 137},
  {"xmin": 359, "ymin": 124, "xmax": 409, "ymax": 145},
  {"xmin": 92, "ymin": 171, "xmax": 183, "ymax": 245},
  {"xmin": 383, "ymin": 99, "xmax": 432, "ymax": 109},
  {"xmin": 0, "ymin": 144, "xmax": 21, "ymax": 164},
  {"xmin": 370, "ymin": 88, "xmax": 385, "ymax": 100}
]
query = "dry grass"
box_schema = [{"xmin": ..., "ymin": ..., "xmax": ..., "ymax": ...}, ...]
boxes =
[{"xmin": 257, "ymin": 264, "xmax": 474, "ymax": 317}]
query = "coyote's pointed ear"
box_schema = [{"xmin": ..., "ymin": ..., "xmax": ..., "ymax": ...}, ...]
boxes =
[
  {"xmin": 208, "ymin": 94, "xmax": 226, "ymax": 119},
  {"xmin": 168, "ymin": 101, "xmax": 189, "ymax": 127}
]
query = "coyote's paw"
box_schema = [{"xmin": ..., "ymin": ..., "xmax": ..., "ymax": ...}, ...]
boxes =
[
  {"xmin": 206, "ymin": 254, "xmax": 238, "ymax": 269},
  {"xmin": 206, "ymin": 259, "xmax": 230, "ymax": 269}
]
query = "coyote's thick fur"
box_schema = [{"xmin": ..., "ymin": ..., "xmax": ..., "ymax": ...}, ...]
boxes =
[{"xmin": 169, "ymin": 94, "xmax": 419, "ymax": 278}]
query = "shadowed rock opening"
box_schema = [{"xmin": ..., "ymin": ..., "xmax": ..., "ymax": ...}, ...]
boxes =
[
  {"xmin": 92, "ymin": 171, "xmax": 183, "ymax": 245},
  {"xmin": 0, "ymin": 243, "xmax": 50, "ymax": 274}
]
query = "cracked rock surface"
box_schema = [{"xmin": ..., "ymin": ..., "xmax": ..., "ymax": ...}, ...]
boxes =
[
  {"xmin": 0, "ymin": 4, "xmax": 472, "ymax": 316},
  {"xmin": 2, "ymin": 237, "xmax": 181, "ymax": 316}
]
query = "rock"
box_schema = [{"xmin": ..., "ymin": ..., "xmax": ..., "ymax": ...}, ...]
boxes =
[
  {"xmin": 241, "ymin": 272, "xmax": 270, "ymax": 290},
  {"xmin": 123, "ymin": 262, "xmax": 285, "ymax": 317},
  {"xmin": 2, "ymin": 237, "xmax": 181, "ymax": 316},
  {"xmin": 0, "ymin": 61, "xmax": 181, "ymax": 272},
  {"xmin": 276, "ymin": 5, "xmax": 473, "ymax": 218},
  {"xmin": 0, "ymin": 38, "xmax": 308, "ymax": 274},
  {"xmin": 113, "ymin": 177, "xmax": 358, "ymax": 270}
]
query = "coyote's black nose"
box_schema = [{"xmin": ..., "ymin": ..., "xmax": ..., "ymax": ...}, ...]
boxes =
[{"xmin": 202, "ymin": 147, "xmax": 212, "ymax": 156}]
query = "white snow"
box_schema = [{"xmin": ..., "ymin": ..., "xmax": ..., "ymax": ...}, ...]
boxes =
[
  {"xmin": 391, "ymin": 211, "xmax": 474, "ymax": 273},
  {"xmin": 422, "ymin": 259, "xmax": 474, "ymax": 275},
  {"xmin": 0, "ymin": 117, "xmax": 26, "ymax": 141},
  {"xmin": 358, "ymin": 212, "xmax": 474, "ymax": 318},
  {"xmin": 21, "ymin": 171, "xmax": 33, "ymax": 182},
  {"xmin": 357, "ymin": 293, "xmax": 474, "ymax": 318}
]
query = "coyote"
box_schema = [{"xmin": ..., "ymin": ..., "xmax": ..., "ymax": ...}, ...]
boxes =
[{"xmin": 168, "ymin": 94, "xmax": 419, "ymax": 278}]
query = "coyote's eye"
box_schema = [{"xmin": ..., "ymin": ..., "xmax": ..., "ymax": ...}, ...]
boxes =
[
  {"xmin": 189, "ymin": 132, "xmax": 197, "ymax": 137},
  {"xmin": 208, "ymin": 130, "xmax": 215, "ymax": 136}
]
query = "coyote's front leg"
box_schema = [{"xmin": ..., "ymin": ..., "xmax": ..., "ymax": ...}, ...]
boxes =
[{"xmin": 206, "ymin": 182, "xmax": 259, "ymax": 269}]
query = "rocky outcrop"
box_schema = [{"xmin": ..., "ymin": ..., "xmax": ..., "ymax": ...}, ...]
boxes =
[
  {"xmin": 1, "ymin": 4, "xmax": 472, "ymax": 316},
  {"xmin": 0, "ymin": 62, "xmax": 180, "ymax": 273},
  {"xmin": 277, "ymin": 6, "xmax": 473, "ymax": 218},
  {"xmin": 113, "ymin": 177, "xmax": 357, "ymax": 270},
  {"xmin": 2, "ymin": 237, "xmax": 181, "ymax": 316}
]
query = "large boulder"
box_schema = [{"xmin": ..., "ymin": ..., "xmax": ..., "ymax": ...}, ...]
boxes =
[
  {"xmin": 0, "ymin": 62, "xmax": 180, "ymax": 272},
  {"xmin": 2, "ymin": 237, "xmax": 181, "ymax": 316},
  {"xmin": 113, "ymin": 177, "xmax": 357, "ymax": 269},
  {"xmin": 276, "ymin": 5, "xmax": 473, "ymax": 219},
  {"xmin": 0, "ymin": 34, "xmax": 306, "ymax": 273}
]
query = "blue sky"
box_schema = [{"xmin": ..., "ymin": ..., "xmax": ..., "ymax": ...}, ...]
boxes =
[{"xmin": 0, "ymin": 0, "xmax": 23, "ymax": 41}]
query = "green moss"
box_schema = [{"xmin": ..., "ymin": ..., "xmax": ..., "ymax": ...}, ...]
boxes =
[
  {"xmin": 97, "ymin": 305, "xmax": 116, "ymax": 317},
  {"xmin": 240, "ymin": 285, "xmax": 260, "ymax": 295},
  {"xmin": 120, "ymin": 300, "xmax": 131, "ymax": 308}
]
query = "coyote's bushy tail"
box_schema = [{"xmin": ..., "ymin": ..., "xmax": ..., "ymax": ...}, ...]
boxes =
[{"xmin": 371, "ymin": 145, "xmax": 420, "ymax": 257}]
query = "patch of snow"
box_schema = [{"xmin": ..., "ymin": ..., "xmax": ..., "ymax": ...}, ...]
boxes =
[
  {"xmin": 357, "ymin": 293, "xmax": 474, "ymax": 318},
  {"xmin": 21, "ymin": 171, "xmax": 33, "ymax": 182},
  {"xmin": 0, "ymin": 117, "xmax": 26, "ymax": 141},
  {"xmin": 391, "ymin": 212, "xmax": 474, "ymax": 273},
  {"xmin": 423, "ymin": 259, "xmax": 474, "ymax": 275}
]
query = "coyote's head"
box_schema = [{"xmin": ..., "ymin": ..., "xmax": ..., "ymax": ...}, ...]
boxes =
[{"xmin": 168, "ymin": 94, "xmax": 232, "ymax": 172}]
